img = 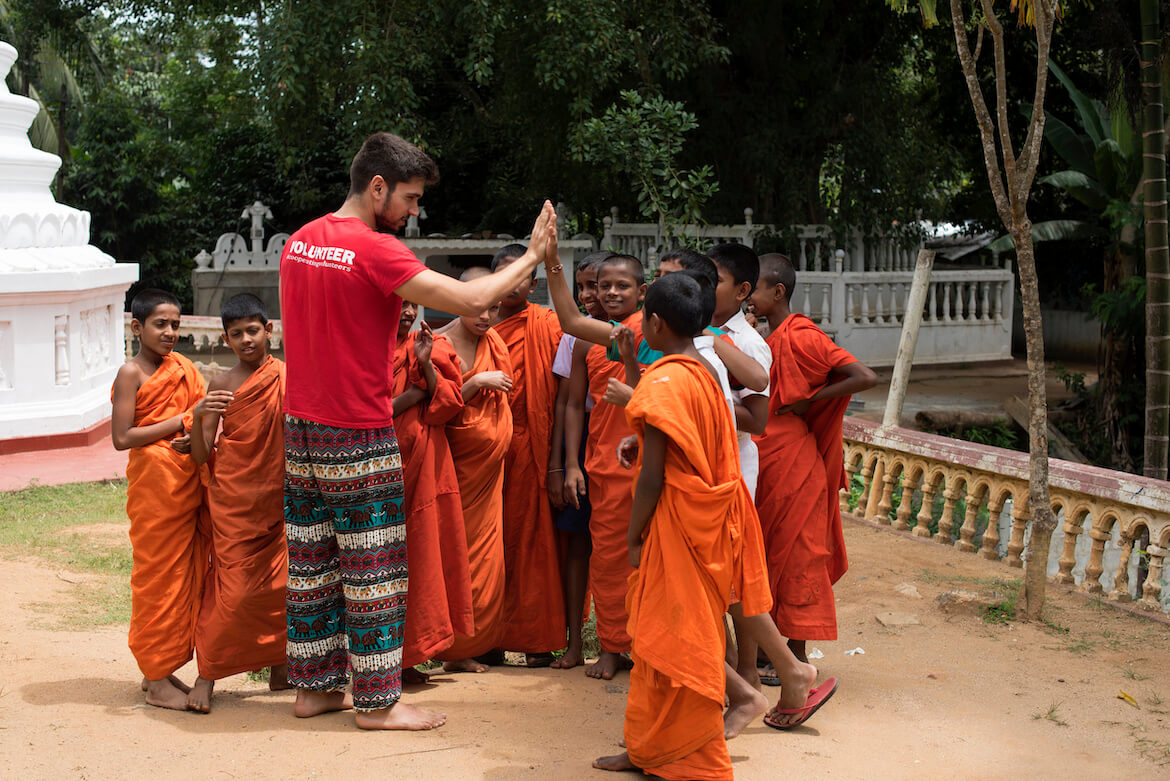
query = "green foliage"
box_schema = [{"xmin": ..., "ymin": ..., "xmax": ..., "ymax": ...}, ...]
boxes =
[
  {"xmin": 573, "ymin": 90, "xmax": 719, "ymax": 239},
  {"xmin": 983, "ymin": 594, "xmax": 1018, "ymax": 624}
]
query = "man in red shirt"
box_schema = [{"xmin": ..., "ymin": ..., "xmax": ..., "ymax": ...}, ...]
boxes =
[{"xmin": 280, "ymin": 132, "xmax": 555, "ymax": 731}]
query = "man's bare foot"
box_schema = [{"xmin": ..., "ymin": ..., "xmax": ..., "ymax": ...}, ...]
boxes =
[
  {"xmin": 551, "ymin": 647, "xmax": 584, "ymax": 669},
  {"xmin": 186, "ymin": 676, "xmax": 214, "ymax": 713},
  {"xmin": 141, "ymin": 675, "xmax": 191, "ymax": 695},
  {"xmin": 770, "ymin": 662, "xmax": 818, "ymax": 728},
  {"xmin": 293, "ymin": 688, "xmax": 353, "ymax": 718},
  {"xmin": 593, "ymin": 752, "xmax": 637, "ymax": 772},
  {"xmin": 443, "ymin": 658, "xmax": 489, "ymax": 674},
  {"xmin": 403, "ymin": 666, "xmax": 431, "ymax": 684},
  {"xmin": 142, "ymin": 677, "xmax": 190, "ymax": 711},
  {"xmin": 268, "ymin": 664, "xmax": 293, "ymax": 691},
  {"xmin": 354, "ymin": 702, "xmax": 447, "ymax": 731},
  {"xmin": 724, "ymin": 687, "xmax": 768, "ymax": 739},
  {"xmin": 585, "ymin": 652, "xmax": 632, "ymax": 680}
]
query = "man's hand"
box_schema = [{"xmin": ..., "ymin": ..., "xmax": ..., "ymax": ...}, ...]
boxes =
[
  {"xmin": 775, "ymin": 398, "xmax": 812, "ymax": 416},
  {"xmin": 628, "ymin": 541, "xmax": 643, "ymax": 570},
  {"xmin": 170, "ymin": 433, "xmax": 191, "ymax": 454},
  {"xmin": 617, "ymin": 435, "xmax": 639, "ymax": 469},
  {"xmin": 413, "ymin": 320, "xmax": 434, "ymax": 365},
  {"xmin": 564, "ymin": 465, "xmax": 587, "ymax": 510},
  {"xmin": 193, "ymin": 390, "xmax": 232, "ymax": 420},
  {"xmin": 603, "ymin": 378, "xmax": 633, "ymax": 407}
]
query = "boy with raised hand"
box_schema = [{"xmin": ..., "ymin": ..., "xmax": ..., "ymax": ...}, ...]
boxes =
[
  {"xmin": 433, "ymin": 266, "xmax": 514, "ymax": 674},
  {"xmin": 392, "ymin": 300, "xmax": 474, "ymax": 681},
  {"xmin": 110, "ymin": 288, "xmax": 208, "ymax": 711},
  {"xmin": 489, "ymin": 244, "xmax": 565, "ymax": 668},
  {"xmin": 593, "ymin": 272, "xmax": 750, "ymax": 779},
  {"xmin": 545, "ymin": 250, "xmax": 647, "ymax": 680},
  {"xmin": 280, "ymin": 130, "xmax": 556, "ymax": 730},
  {"xmin": 750, "ymin": 253, "xmax": 877, "ymax": 671},
  {"xmin": 186, "ymin": 293, "xmax": 289, "ymax": 713}
]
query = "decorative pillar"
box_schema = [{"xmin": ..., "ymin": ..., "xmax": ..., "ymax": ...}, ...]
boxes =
[
  {"xmin": 1080, "ymin": 526, "xmax": 1112, "ymax": 594},
  {"xmin": 936, "ymin": 487, "xmax": 960, "ymax": 544}
]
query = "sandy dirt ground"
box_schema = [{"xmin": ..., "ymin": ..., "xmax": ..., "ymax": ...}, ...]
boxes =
[{"xmin": 2, "ymin": 515, "xmax": 1168, "ymax": 780}]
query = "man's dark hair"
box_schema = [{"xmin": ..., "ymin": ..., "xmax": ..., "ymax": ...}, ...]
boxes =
[
  {"xmin": 677, "ymin": 268, "xmax": 716, "ymax": 328},
  {"xmin": 644, "ymin": 273, "xmax": 705, "ymax": 338},
  {"xmin": 130, "ymin": 288, "xmax": 180, "ymax": 323},
  {"xmin": 349, "ymin": 132, "xmax": 440, "ymax": 195},
  {"xmin": 490, "ymin": 243, "xmax": 535, "ymax": 279},
  {"xmin": 759, "ymin": 253, "xmax": 797, "ymax": 302},
  {"xmin": 599, "ymin": 253, "xmax": 644, "ymax": 282},
  {"xmin": 221, "ymin": 293, "xmax": 268, "ymax": 329},
  {"xmin": 707, "ymin": 242, "xmax": 760, "ymax": 294}
]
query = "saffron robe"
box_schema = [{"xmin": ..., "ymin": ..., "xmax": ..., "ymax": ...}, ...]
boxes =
[
  {"xmin": 493, "ymin": 304, "xmax": 565, "ymax": 652},
  {"xmin": 120, "ymin": 352, "xmax": 208, "ymax": 680},
  {"xmin": 195, "ymin": 356, "xmax": 288, "ymax": 680},
  {"xmin": 393, "ymin": 333, "xmax": 475, "ymax": 666},
  {"xmin": 623, "ymin": 355, "xmax": 746, "ymax": 781},
  {"xmin": 584, "ymin": 310, "xmax": 645, "ymax": 653},
  {"xmin": 754, "ymin": 314, "xmax": 857, "ymax": 639},
  {"xmin": 437, "ymin": 328, "xmax": 514, "ymax": 660}
]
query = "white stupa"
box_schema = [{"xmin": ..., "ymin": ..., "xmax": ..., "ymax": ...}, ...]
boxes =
[{"xmin": 0, "ymin": 40, "xmax": 138, "ymax": 445}]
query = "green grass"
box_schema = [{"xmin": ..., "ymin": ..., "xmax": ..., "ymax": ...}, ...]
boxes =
[
  {"xmin": 0, "ymin": 480, "xmax": 132, "ymax": 628},
  {"xmin": 1031, "ymin": 702, "xmax": 1069, "ymax": 727},
  {"xmin": 982, "ymin": 595, "xmax": 1018, "ymax": 624}
]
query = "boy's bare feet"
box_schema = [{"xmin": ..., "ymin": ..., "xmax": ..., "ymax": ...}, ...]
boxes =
[
  {"xmin": 293, "ymin": 688, "xmax": 353, "ymax": 718},
  {"xmin": 551, "ymin": 646, "xmax": 584, "ymax": 669},
  {"xmin": 585, "ymin": 652, "xmax": 632, "ymax": 680},
  {"xmin": 724, "ymin": 662, "xmax": 769, "ymax": 739},
  {"xmin": 402, "ymin": 666, "xmax": 431, "ymax": 684},
  {"xmin": 354, "ymin": 702, "xmax": 447, "ymax": 731},
  {"xmin": 769, "ymin": 662, "xmax": 819, "ymax": 728},
  {"xmin": 443, "ymin": 658, "xmax": 489, "ymax": 674},
  {"xmin": 187, "ymin": 676, "xmax": 214, "ymax": 713},
  {"xmin": 593, "ymin": 752, "xmax": 636, "ymax": 772},
  {"xmin": 141, "ymin": 675, "xmax": 191, "ymax": 695},
  {"xmin": 268, "ymin": 664, "xmax": 293, "ymax": 691},
  {"xmin": 142, "ymin": 676, "xmax": 190, "ymax": 711}
]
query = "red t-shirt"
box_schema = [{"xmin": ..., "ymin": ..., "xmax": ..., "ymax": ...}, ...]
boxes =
[{"xmin": 280, "ymin": 214, "xmax": 426, "ymax": 428}]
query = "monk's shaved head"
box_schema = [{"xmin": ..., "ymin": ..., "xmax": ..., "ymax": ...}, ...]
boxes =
[
  {"xmin": 599, "ymin": 253, "xmax": 644, "ymax": 283},
  {"xmin": 460, "ymin": 265, "xmax": 492, "ymax": 282},
  {"xmin": 758, "ymin": 253, "xmax": 795, "ymax": 301}
]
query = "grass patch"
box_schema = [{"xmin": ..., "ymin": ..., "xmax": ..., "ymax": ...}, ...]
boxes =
[
  {"xmin": 1031, "ymin": 702, "xmax": 1069, "ymax": 727},
  {"xmin": 1117, "ymin": 664, "xmax": 1150, "ymax": 681},
  {"xmin": 0, "ymin": 480, "xmax": 132, "ymax": 628},
  {"xmin": 917, "ymin": 568, "xmax": 1020, "ymax": 593},
  {"xmin": 1128, "ymin": 723, "xmax": 1170, "ymax": 766},
  {"xmin": 982, "ymin": 595, "xmax": 1018, "ymax": 624},
  {"xmin": 1044, "ymin": 633, "xmax": 1097, "ymax": 656}
]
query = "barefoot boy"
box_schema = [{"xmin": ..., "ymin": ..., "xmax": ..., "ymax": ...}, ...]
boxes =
[
  {"xmin": 280, "ymin": 130, "xmax": 556, "ymax": 730},
  {"xmin": 490, "ymin": 244, "xmax": 565, "ymax": 667},
  {"xmin": 186, "ymin": 293, "xmax": 289, "ymax": 713},
  {"xmin": 434, "ymin": 267, "xmax": 514, "ymax": 673},
  {"xmin": 111, "ymin": 288, "xmax": 208, "ymax": 711},
  {"xmin": 392, "ymin": 301, "xmax": 474, "ymax": 677},
  {"xmin": 593, "ymin": 272, "xmax": 751, "ymax": 779},
  {"xmin": 751, "ymin": 253, "xmax": 877, "ymax": 664}
]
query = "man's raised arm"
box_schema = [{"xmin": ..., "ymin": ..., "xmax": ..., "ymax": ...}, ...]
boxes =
[{"xmin": 397, "ymin": 201, "xmax": 556, "ymax": 315}]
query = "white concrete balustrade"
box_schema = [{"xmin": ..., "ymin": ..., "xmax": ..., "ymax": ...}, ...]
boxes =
[
  {"xmin": 122, "ymin": 313, "xmax": 282, "ymax": 360},
  {"xmin": 842, "ymin": 417, "xmax": 1170, "ymax": 611}
]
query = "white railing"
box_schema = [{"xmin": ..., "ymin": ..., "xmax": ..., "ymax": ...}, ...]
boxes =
[{"xmin": 841, "ymin": 418, "xmax": 1170, "ymax": 611}]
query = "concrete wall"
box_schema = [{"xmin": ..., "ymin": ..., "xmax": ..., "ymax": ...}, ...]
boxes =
[{"xmin": 1012, "ymin": 304, "xmax": 1100, "ymax": 362}]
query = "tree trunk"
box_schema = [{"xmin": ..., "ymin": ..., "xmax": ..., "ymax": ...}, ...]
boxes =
[
  {"xmin": 1099, "ymin": 244, "xmax": 1138, "ymax": 472},
  {"xmin": 1141, "ymin": 0, "xmax": 1169, "ymax": 479}
]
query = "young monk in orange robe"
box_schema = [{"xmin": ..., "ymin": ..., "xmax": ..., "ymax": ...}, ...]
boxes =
[
  {"xmin": 392, "ymin": 301, "xmax": 474, "ymax": 674},
  {"xmin": 549, "ymin": 254, "xmax": 648, "ymax": 680},
  {"xmin": 489, "ymin": 245, "xmax": 565, "ymax": 666},
  {"xmin": 435, "ymin": 267, "xmax": 514, "ymax": 673},
  {"xmin": 110, "ymin": 288, "xmax": 209, "ymax": 711},
  {"xmin": 595, "ymin": 272, "xmax": 745, "ymax": 779},
  {"xmin": 186, "ymin": 294, "xmax": 290, "ymax": 712},
  {"xmin": 750, "ymin": 253, "xmax": 877, "ymax": 662}
]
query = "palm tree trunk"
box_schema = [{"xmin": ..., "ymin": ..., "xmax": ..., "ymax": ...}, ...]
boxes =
[{"xmin": 1141, "ymin": 0, "xmax": 1169, "ymax": 480}]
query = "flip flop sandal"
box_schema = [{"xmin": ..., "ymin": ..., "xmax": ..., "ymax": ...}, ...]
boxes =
[
  {"xmin": 764, "ymin": 677, "xmax": 839, "ymax": 731},
  {"xmin": 757, "ymin": 664, "xmax": 781, "ymax": 686}
]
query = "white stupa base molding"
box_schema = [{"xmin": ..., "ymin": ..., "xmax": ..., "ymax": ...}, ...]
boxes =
[{"xmin": 0, "ymin": 266, "xmax": 139, "ymax": 440}]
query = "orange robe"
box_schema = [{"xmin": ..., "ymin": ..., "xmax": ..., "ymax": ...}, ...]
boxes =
[
  {"xmin": 584, "ymin": 310, "xmax": 645, "ymax": 653},
  {"xmin": 493, "ymin": 304, "xmax": 565, "ymax": 653},
  {"xmin": 195, "ymin": 355, "xmax": 288, "ymax": 680},
  {"xmin": 623, "ymin": 355, "xmax": 746, "ymax": 781},
  {"xmin": 393, "ymin": 333, "xmax": 475, "ymax": 666},
  {"xmin": 120, "ymin": 352, "xmax": 208, "ymax": 680},
  {"xmin": 754, "ymin": 314, "xmax": 857, "ymax": 640},
  {"xmin": 437, "ymin": 328, "xmax": 514, "ymax": 660}
]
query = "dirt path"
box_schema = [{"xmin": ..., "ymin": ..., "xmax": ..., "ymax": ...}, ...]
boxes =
[{"xmin": 2, "ymin": 518, "xmax": 1167, "ymax": 779}]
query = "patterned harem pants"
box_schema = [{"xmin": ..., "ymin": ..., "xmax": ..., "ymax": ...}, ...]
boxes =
[{"xmin": 283, "ymin": 415, "xmax": 407, "ymax": 711}]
